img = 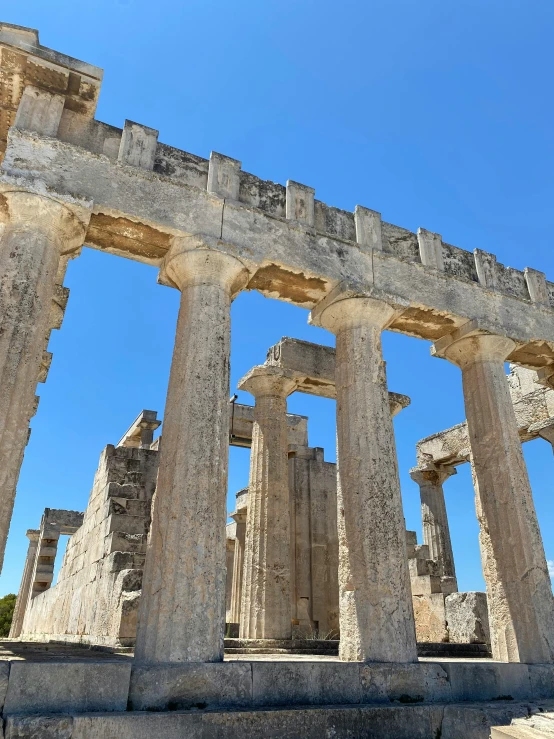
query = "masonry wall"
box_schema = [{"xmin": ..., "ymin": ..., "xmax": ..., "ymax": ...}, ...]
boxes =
[
  {"xmin": 289, "ymin": 448, "xmax": 339, "ymax": 637},
  {"xmin": 21, "ymin": 445, "xmax": 159, "ymax": 646}
]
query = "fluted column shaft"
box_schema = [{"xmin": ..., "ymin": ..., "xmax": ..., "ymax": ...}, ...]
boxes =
[
  {"xmin": 312, "ymin": 295, "xmax": 417, "ymax": 663},
  {"xmin": 410, "ymin": 465, "xmax": 457, "ymax": 583},
  {"xmin": 439, "ymin": 332, "xmax": 554, "ymax": 663},
  {"xmin": 230, "ymin": 510, "xmax": 246, "ymax": 624},
  {"xmin": 9, "ymin": 529, "xmax": 39, "ymax": 638},
  {"xmin": 239, "ymin": 367, "xmax": 297, "ymax": 639},
  {"xmin": 0, "ymin": 191, "xmax": 87, "ymax": 572},
  {"xmin": 135, "ymin": 239, "xmax": 248, "ymax": 663}
]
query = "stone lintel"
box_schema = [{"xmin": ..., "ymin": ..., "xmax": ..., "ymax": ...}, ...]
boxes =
[
  {"xmin": 5, "ymin": 130, "xmax": 554, "ymax": 361},
  {"xmin": 229, "ymin": 403, "xmax": 308, "ymax": 448},
  {"xmin": 117, "ymin": 410, "xmax": 161, "ymax": 449},
  {"xmin": 264, "ymin": 336, "xmax": 410, "ymax": 415},
  {"xmin": 41, "ymin": 508, "xmax": 84, "ymax": 535}
]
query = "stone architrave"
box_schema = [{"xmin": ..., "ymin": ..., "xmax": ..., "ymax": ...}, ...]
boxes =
[
  {"xmin": 410, "ymin": 465, "xmax": 457, "ymax": 584},
  {"xmin": 0, "ymin": 190, "xmax": 89, "ymax": 572},
  {"xmin": 134, "ymin": 236, "xmax": 249, "ymax": 663},
  {"xmin": 310, "ymin": 293, "xmax": 418, "ymax": 663},
  {"xmin": 229, "ymin": 508, "xmax": 247, "ymax": 625},
  {"xmin": 9, "ymin": 529, "xmax": 40, "ymax": 638},
  {"xmin": 435, "ymin": 329, "xmax": 554, "ymax": 663},
  {"xmin": 238, "ymin": 366, "xmax": 299, "ymax": 640}
]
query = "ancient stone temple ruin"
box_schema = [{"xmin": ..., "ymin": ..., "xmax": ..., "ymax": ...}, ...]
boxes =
[{"xmin": 0, "ymin": 21, "xmax": 554, "ymax": 738}]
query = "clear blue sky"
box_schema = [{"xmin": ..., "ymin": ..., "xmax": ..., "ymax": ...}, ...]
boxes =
[{"xmin": 1, "ymin": 0, "xmax": 553, "ymax": 597}]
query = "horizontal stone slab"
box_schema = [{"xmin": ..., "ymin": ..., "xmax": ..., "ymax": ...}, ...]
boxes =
[
  {"xmin": 3, "ymin": 661, "xmax": 132, "ymax": 715},
  {"xmin": 129, "ymin": 662, "xmax": 252, "ymax": 711},
  {"xmin": 7, "ymin": 701, "xmax": 554, "ymax": 739}
]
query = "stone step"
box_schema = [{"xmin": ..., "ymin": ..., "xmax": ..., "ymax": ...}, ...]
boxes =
[
  {"xmin": 6, "ymin": 701, "xmax": 554, "ymax": 739},
  {"xmin": 491, "ymin": 712, "xmax": 554, "ymax": 738},
  {"xmin": 225, "ymin": 648, "xmax": 337, "ymax": 655},
  {"xmin": 224, "ymin": 639, "xmax": 491, "ymax": 659}
]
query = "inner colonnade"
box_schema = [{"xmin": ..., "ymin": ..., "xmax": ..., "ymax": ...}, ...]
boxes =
[{"xmin": 1, "ymin": 20, "xmax": 554, "ymax": 706}]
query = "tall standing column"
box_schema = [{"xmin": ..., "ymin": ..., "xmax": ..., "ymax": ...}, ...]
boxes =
[
  {"xmin": 435, "ymin": 330, "xmax": 554, "ymax": 663},
  {"xmin": 310, "ymin": 294, "xmax": 417, "ymax": 663},
  {"xmin": 238, "ymin": 366, "xmax": 298, "ymax": 640},
  {"xmin": 9, "ymin": 529, "xmax": 39, "ymax": 638},
  {"xmin": 229, "ymin": 507, "xmax": 247, "ymax": 625},
  {"xmin": 135, "ymin": 237, "xmax": 248, "ymax": 663},
  {"xmin": 0, "ymin": 190, "xmax": 89, "ymax": 572},
  {"xmin": 410, "ymin": 464, "xmax": 457, "ymax": 584}
]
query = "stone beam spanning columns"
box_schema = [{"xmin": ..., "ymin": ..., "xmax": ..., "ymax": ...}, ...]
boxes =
[
  {"xmin": 0, "ymin": 188, "xmax": 90, "ymax": 573},
  {"xmin": 9, "ymin": 529, "xmax": 39, "ymax": 638},
  {"xmin": 310, "ymin": 290, "xmax": 418, "ymax": 663},
  {"xmin": 238, "ymin": 366, "xmax": 299, "ymax": 640},
  {"xmin": 434, "ymin": 326, "xmax": 554, "ymax": 663},
  {"xmin": 410, "ymin": 464, "xmax": 457, "ymax": 586},
  {"xmin": 134, "ymin": 235, "xmax": 249, "ymax": 663}
]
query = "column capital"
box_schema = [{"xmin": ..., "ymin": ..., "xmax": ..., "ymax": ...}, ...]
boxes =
[
  {"xmin": 238, "ymin": 365, "xmax": 300, "ymax": 398},
  {"xmin": 230, "ymin": 509, "xmax": 247, "ymax": 525},
  {"xmin": 25, "ymin": 529, "xmax": 40, "ymax": 542},
  {"xmin": 410, "ymin": 463, "xmax": 456, "ymax": 487},
  {"xmin": 433, "ymin": 322, "xmax": 515, "ymax": 369},
  {"xmin": 310, "ymin": 284, "xmax": 402, "ymax": 334},
  {"xmin": 2, "ymin": 189, "xmax": 91, "ymax": 255},
  {"xmin": 159, "ymin": 233, "xmax": 250, "ymax": 296}
]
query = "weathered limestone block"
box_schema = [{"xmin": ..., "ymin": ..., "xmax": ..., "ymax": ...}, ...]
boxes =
[
  {"xmin": 3, "ymin": 661, "xmax": 132, "ymax": 715},
  {"xmin": 359, "ymin": 662, "xmax": 451, "ymax": 704},
  {"xmin": 239, "ymin": 365, "xmax": 298, "ymax": 640},
  {"xmin": 5, "ymin": 715, "xmax": 73, "ymax": 739},
  {"xmin": 118, "ymin": 120, "xmax": 158, "ymax": 170},
  {"xmin": 310, "ymin": 292, "xmax": 417, "ymax": 663},
  {"xmin": 354, "ymin": 205, "xmax": 383, "ymax": 252},
  {"xmin": 251, "ymin": 661, "xmax": 361, "ymax": 707},
  {"xmin": 21, "ymin": 444, "xmax": 158, "ymax": 645},
  {"xmin": 286, "ymin": 180, "xmax": 315, "ymax": 226},
  {"xmin": 208, "ymin": 151, "xmax": 241, "ymax": 200},
  {"xmin": 412, "ymin": 593, "xmax": 448, "ymax": 643},
  {"xmin": 135, "ymin": 238, "xmax": 249, "ymax": 663},
  {"xmin": 445, "ymin": 591, "xmax": 490, "ymax": 644},
  {"xmin": 129, "ymin": 662, "xmax": 253, "ymax": 711},
  {"xmin": 14, "ymin": 85, "xmax": 65, "ymax": 137}
]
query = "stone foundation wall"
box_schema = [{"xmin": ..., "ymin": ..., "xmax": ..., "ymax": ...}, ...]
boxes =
[{"xmin": 21, "ymin": 445, "xmax": 159, "ymax": 645}]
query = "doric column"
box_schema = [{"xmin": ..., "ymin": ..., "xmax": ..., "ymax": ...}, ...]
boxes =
[
  {"xmin": 310, "ymin": 293, "xmax": 417, "ymax": 663},
  {"xmin": 229, "ymin": 507, "xmax": 247, "ymax": 624},
  {"xmin": 410, "ymin": 464, "xmax": 457, "ymax": 585},
  {"xmin": 0, "ymin": 190, "xmax": 89, "ymax": 572},
  {"xmin": 225, "ymin": 534, "xmax": 235, "ymax": 623},
  {"xmin": 9, "ymin": 529, "xmax": 39, "ymax": 638},
  {"xmin": 434, "ymin": 328, "xmax": 554, "ymax": 663},
  {"xmin": 238, "ymin": 366, "xmax": 298, "ymax": 640},
  {"xmin": 134, "ymin": 236, "xmax": 249, "ymax": 663}
]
